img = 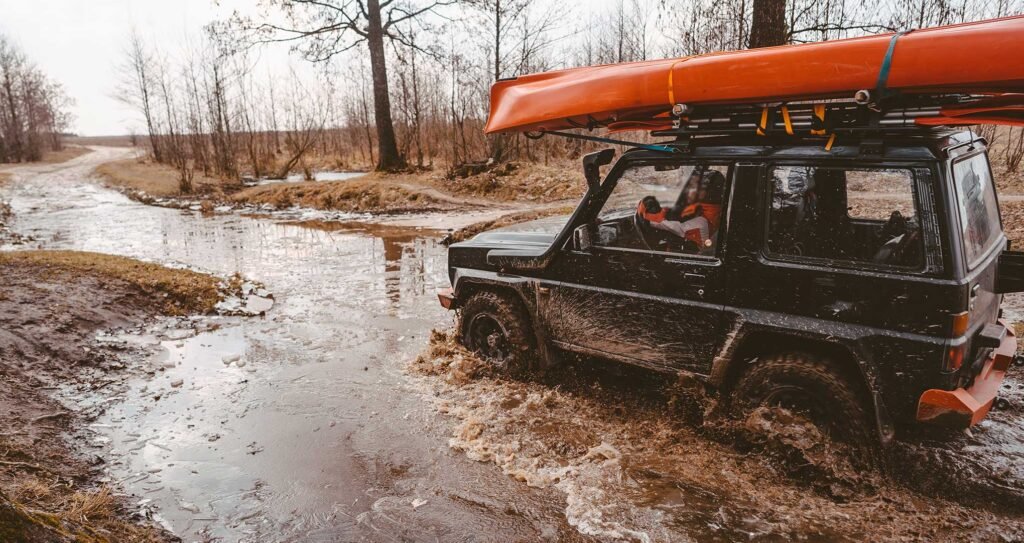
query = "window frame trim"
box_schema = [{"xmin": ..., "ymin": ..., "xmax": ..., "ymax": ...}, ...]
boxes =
[
  {"xmin": 760, "ymin": 161, "xmax": 930, "ymax": 274},
  {"xmin": 590, "ymin": 159, "xmax": 736, "ymax": 262}
]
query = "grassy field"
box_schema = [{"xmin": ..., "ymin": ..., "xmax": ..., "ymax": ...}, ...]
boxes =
[
  {"xmin": 0, "ymin": 250, "xmax": 221, "ymax": 315},
  {"xmin": 95, "ymin": 158, "xmax": 238, "ymax": 198}
]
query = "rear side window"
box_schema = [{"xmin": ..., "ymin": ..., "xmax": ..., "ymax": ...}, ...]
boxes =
[
  {"xmin": 952, "ymin": 154, "xmax": 1001, "ymax": 267},
  {"xmin": 766, "ymin": 165, "xmax": 923, "ymax": 269}
]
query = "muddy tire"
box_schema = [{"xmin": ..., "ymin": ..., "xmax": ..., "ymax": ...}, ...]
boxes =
[
  {"xmin": 459, "ymin": 290, "xmax": 535, "ymax": 374},
  {"xmin": 731, "ymin": 353, "xmax": 876, "ymax": 447}
]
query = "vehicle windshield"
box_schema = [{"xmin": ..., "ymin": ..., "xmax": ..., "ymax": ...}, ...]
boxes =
[
  {"xmin": 952, "ymin": 154, "xmax": 1002, "ymax": 267},
  {"xmin": 599, "ymin": 163, "xmax": 727, "ymax": 221}
]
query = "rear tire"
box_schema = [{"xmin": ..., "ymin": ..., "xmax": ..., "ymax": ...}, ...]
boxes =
[
  {"xmin": 731, "ymin": 353, "xmax": 876, "ymax": 447},
  {"xmin": 459, "ymin": 290, "xmax": 535, "ymax": 374}
]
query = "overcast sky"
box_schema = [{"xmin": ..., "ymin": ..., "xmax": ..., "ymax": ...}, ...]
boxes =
[
  {"xmin": 0, "ymin": 0, "xmax": 250, "ymax": 136},
  {"xmin": 1, "ymin": 0, "xmax": 628, "ymax": 137}
]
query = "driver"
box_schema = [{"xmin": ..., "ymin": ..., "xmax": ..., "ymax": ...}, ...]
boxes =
[{"xmin": 637, "ymin": 170, "xmax": 725, "ymax": 251}]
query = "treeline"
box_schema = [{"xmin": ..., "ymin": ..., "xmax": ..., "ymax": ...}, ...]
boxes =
[
  {"xmin": 119, "ymin": 0, "xmax": 1024, "ymax": 189},
  {"xmin": 0, "ymin": 33, "xmax": 73, "ymax": 163}
]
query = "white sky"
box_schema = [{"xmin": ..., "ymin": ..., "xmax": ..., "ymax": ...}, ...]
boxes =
[
  {"xmin": 0, "ymin": 0, "xmax": 623, "ymax": 136},
  {"xmin": 0, "ymin": 0, "xmax": 251, "ymax": 136}
]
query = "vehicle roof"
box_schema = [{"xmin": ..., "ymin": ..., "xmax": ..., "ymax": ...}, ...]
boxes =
[{"xmin": 636, "ymin": 128, "xmax": 978, "ymax": 162}]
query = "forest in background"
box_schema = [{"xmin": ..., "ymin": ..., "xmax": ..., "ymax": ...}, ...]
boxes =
[
  {"xmin": 0, "ymin": 34, "xmax": 73, "ymax": 163},
  {"xmin": 9, "ymin": 1, "xmax": 1024, "ymax": 185}
]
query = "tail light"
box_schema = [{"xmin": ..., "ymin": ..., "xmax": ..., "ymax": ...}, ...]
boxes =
[
  {"xmin": 949, "ymin": 311, "xmax": 970, "ymax": 337},
  {"xmin": 944, "ymin": 344, "xmax": 966, "ymax": 371},
  {"xmin": 944, "ymin": 311, "xmax": 970, "ymax": 372}
]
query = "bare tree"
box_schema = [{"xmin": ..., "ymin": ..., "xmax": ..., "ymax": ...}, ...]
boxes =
[
  {"xmin": 0, "ymin": 33, "xmax": 72, "ymax": 163},
  {"xmin": 214, "ymin": 0, "xmax": 455, "ymax": 172},
  {"xmin": 116, "ymin": 30, "xmax": 163, "ymax": 162}
]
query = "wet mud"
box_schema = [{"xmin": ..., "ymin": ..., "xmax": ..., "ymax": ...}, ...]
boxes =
[
  {"xmin": 411, "ymin": 330, "xmax": 1024, "ymax": 542},
  {"xmin": 2, "ymin": 147, "xmax": 1024, "ymax": 541}
]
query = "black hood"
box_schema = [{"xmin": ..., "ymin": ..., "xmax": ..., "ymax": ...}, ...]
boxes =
[{"xmin": 456, "ymin": 214, "xmax": 568, "ymax": 249}]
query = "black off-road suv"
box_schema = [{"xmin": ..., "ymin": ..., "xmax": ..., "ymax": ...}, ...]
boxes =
[{"xmin": 439, "ymin": 115, "xmax": 1022, "ymax": 444}]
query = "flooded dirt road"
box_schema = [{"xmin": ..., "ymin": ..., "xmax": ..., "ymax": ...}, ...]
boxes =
[
  {"xmin": 2, "ymin": 148, "xmax": 1024, "ymax": 542},
  {"xmin": 1, "ymin": 148, "xmax": 578, "ymax": 541}
]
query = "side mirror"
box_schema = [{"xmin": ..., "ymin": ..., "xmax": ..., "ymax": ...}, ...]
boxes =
[
  {"xmin": 582, "ymin": 149, "xmax": 615, "ymax": 191},
  {"xmin": 573, "ymin": 224, "xmax": 594, "ymax": 252}
]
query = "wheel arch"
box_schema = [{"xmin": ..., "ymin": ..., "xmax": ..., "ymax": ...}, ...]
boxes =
[
  {"xmin": 712, "ymin": 326, "xmax": 895, "ymax": 444},
  {"xmin": 452, "ymin": 273, "xmax": 557, "ymax": 367}
]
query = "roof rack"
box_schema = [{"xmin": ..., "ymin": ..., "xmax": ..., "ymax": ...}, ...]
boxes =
[{"xmin": 650, "ymin": 94, "xmax": 982, "ymax": 140}]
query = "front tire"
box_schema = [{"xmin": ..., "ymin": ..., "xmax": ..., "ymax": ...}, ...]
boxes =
[
  {"xmin": 731, "ymin": 353, "xmax": 875, "ymax": 447},
  {"xmin": 459, "ymin": 290, "xmax": 535, "ymax": 374}
]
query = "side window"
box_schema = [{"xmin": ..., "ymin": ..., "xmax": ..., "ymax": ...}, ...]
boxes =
[
  {"xmin": 595, "ymin": 163, "xmax": 730, "ymax": 255},
  {"xmin": 766, "ymin": 165, "xmax": 923, "ymax": 269},
  {"xmin": 952, "ymin": 154, "xmax": 1001, "ymax": 267}
]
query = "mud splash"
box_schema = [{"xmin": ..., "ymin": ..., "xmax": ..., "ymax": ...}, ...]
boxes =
[{"xmin": 411, "ymin": 330, "xmax": 1024, "ymax": 542}]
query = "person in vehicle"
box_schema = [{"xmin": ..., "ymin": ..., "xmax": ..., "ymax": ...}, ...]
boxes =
[{"xmin": 637, "ymin": 169, "xmax": 726, "ymax": 253}]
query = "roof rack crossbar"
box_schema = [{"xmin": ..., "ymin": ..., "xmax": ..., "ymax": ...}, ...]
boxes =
[{"xmin": 652, "ymin": 94, "xmax": 981, "ymax": 139}]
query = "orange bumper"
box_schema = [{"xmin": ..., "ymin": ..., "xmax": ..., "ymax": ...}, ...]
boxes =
[
  {"xmin": 437, "ymin": 288, "xmax": 456, "ymax": 310},
  {"xmin": 916, "ymin": 321, "xmax": 1016, "ymax": 427}
]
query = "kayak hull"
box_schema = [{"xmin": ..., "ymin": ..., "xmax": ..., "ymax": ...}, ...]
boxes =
[{"xmin": 485, "ymin": 16, "xmax": 1024, "ymax": 134}]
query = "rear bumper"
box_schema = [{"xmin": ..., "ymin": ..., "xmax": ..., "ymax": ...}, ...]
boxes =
[
  {"xmin": 916, "ymin": 320, "xmax": 1016, "ymax": 427},
  {"xmin": 437, "ymin": 288, "xmax": 456, "ymax": 310}
]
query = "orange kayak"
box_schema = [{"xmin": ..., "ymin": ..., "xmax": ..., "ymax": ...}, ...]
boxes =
[{"xmin": 485, "ymin": 15, "xmax": 1024, "ymax": 134}]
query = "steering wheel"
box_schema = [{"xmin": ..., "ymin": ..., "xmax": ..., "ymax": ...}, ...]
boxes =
[{"xmin": 633, "ymin": 210, "xmax": 655, "ymax": 250}]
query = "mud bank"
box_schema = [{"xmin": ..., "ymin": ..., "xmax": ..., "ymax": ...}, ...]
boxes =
[
  {"xmin": 411, "ymin": 330, "xmax": 1024, "ymax": 542},
  {"xmin": 0, "ymin": 251, "xmax": 228, "ymax": 542},
  {"xmin": 92, "ymin": 151, "xmax": 582, "ymax": 235}
]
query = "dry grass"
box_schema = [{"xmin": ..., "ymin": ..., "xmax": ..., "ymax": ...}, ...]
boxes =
[
  {"xmin": 0, "ymin": 172, "xmax": 10, "ymax": 186},
  {"xmin": 232, "ymin": 177, "xmax": 446, "ymax": 214},
  {"xmin": 0, "ymin": 250, "xmax": 221, "ymax": 315},
  {"xmin": 63, "ymin": 488, "xmax": 115, "ymax": 523},
  {"xmin": 1002, "ymin": 200, "xmax": 1024, "ymax": 249},
  {"xmin": 39, "ymin": 145, "xmax": 91, "ymax": 165},
  {"xmin": 64, "ymin": 135, "xmax": 136, "ymax": 148},
  {"xmin": 233, "ymin": 160, "xmax": 584, "ymax": 212},
  {"xmin": 427, "ymin": 160, "xmax": 583, "ymax": 203},
  {"xmin": 11, "ymin": 479, "xmax": 53, "ymax": 505},
  {"xmin": 95, "ymin": 158, "xmax": 238, "ymax": 198}
]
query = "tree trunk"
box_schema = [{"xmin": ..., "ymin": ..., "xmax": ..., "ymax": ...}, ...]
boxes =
[
  {"xmin": 366, "ymin": 0, "xmax": 406, "ymax": 172},
  {"xmin": 489, "ymin": 0, "xmax": 508, "ymax": 162},
  {"xmin": 749, "ymin": 0, "xmax": 787, "ymax": 48}
]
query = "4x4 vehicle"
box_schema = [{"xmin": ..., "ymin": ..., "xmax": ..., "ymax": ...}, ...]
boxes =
[{"xmin": 439, "ymin": 127, "xmax": 1022, "ymax": 444}]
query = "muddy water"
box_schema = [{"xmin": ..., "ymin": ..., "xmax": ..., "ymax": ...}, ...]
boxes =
[
  {"xmin": 0, "ymin": 148, "xmax": 577, "ymax": 541},
  {"xmin": 3, "ymin": 148, "xmax": 1024, "ymax": 542}
]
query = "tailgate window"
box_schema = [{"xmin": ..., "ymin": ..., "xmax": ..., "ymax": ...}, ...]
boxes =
[{"xmin": 952, "ymin": 154, "xmax": 1001, "ymax": 268}]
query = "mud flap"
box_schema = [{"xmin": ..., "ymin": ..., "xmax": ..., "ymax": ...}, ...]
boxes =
[{"xmin": 873, "ymin": 391, "xmax": 896, "ymax": 445}]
